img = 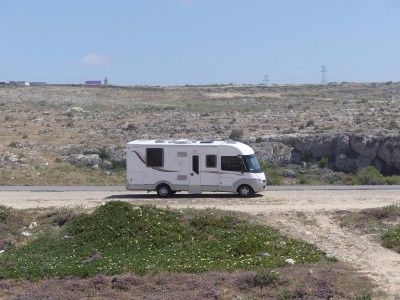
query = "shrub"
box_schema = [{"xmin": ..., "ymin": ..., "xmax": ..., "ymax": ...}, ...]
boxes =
[
  {"xmin": 8, "ymin": 141, "xmax": 20, "ymax": 148},
  {"xmin": 298, "ymin": 176, "xmax": 310, "ymax": 185},
  {"xmin": 354, "ymin": 167, "xmax": 386, "ymax": 185},
  {"xmin": 382, "ymin": 226, "xmax": 400, "ymax": 252},
  {"xmin": 249, "ymin": 269, "xmax": 279, "ymax": 288},
  {"xmin": 306, "ymin": 119, "xmax": 315, "ymax": 127},
  {"xmin": 260, "ymin": 161, "xmax": 282, "ymax": 186},
  {"xmin": 319, "ymin": 157, "xmax": 329, "ymax": 168},
  {"xmin": 386, "ymin": 176, "xmax": 400, "ymax": 185},
  {"xmin": 99, "ymin": 148, "xmax": 111, "ymax": 161},
  {"xmin": 255, "ymin": 137, "xmax": 266, "ymax": 143},
  {"xmin": 125, "ymin": 124, "xmax": 137, "ymax": 131},
  {"xmin": 229, "ymin": 129, "xmax": 244, "ymax": 142}
]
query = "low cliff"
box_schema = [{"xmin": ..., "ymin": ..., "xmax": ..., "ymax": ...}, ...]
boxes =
[{"xmin": 252, "ymin": 132, "xmax": 400, "ymax": 175}]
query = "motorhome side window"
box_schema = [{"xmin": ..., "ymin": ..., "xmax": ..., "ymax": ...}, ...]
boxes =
[
  {"xmin": 146, "ymin": 148, "xmax": 163, "ymax": 167},
  {"xmin": 221, "ymin": 156, "xmax": 243, "ymax": 172},
  {"xmin": 206, "ymin": 155, "xmax": 217, "ymax": 168}
]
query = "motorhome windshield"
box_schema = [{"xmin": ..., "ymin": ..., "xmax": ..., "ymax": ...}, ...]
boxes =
[{"xmin": 242, "ymin": 154, "xmax": 263, "ymax": 173}]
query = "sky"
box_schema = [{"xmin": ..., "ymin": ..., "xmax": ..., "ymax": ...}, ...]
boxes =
[{"xmin": 1, "ymin": 0, "xmax": 400, "ymax": 86}]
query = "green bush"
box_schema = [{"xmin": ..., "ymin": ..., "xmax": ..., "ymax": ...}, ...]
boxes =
[
  {"xmin": 229, "ymin": 129, "xmax": 244, "ymax": 142},
  {"xmin": 319, "ymin": 157, "xmax": 329, "ymax": 168},
  {"xmin": 8, "ymin": 141, "xmax": 20, "ymax": 148},
  {"xmin": 382, "ymin": 226, "xmax": 400, "ymax": 252},
  {"xmin": 386, "ymin": 176, "xmax": 400, "ymax": 185},
  {"xmin": 260, "ymin": 161, "xmax": 282, "ymax": 185},
  {"xmin": 353, "ymin": 167, "xmax": 386, "ymax": 185},
  {"xmin": 249, "ymin": 269, "xmax": 280, "ymax": 288},
  {"xmin": 99, "ymin": 148, "xmax": 111, "ymax": 161}
]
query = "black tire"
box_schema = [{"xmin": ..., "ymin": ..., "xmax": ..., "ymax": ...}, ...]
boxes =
[
  {"xmin": 237, "ymin": 184, "xmax": 254, "ymax": 197},
  {"xmin": 156, "ymin": 184, "xmax": 171, "ymax": 198}
]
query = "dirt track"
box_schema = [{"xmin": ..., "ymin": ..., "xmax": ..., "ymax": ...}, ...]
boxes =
[{"xmin": 1, "ymin": 189, "xmax": 400, "ymax": 298}]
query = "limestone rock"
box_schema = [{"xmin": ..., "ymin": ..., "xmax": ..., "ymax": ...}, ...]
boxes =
[{"xmin": 350, "ymin": 135, "xmax": 380, "ymax": 159}]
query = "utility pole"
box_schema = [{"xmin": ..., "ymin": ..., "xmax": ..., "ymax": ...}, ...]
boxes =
[
  {"xmin": 263, "ymin": 75, "xmax": 270, "ymax": 85},
  {"xmin": 320, "ymin": 66, "xmax": 327, "ymax": 84}
]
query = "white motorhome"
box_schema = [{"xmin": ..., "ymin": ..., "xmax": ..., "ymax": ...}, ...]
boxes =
[{"xmin": 126, "ymin": 139, "xmax": 267, "ymax": 197}]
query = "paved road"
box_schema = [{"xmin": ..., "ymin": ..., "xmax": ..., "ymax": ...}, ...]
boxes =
[{"xmin": 0, "ymin": 185, "xmax": 399, "ymax": 192}]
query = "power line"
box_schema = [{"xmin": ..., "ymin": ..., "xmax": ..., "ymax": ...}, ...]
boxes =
[{"xmin": 263, "ymin": 75, "xmax": 270, "ymax": 85}]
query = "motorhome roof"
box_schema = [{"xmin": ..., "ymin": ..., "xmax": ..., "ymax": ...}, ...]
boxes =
[
  {"xmin": 127, "ymin": 139, "xmax": 255, "ymax": 156},
  {"xmin": 128, "ymin": 139, "xmax": 239, "ymax": 146}
]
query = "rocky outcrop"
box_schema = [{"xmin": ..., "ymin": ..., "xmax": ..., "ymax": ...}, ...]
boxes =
[
  {"xmin": 1, "ymin": 153, "xmax": 29, "ymax": 168},
  {"xmin": 252, "ymin": 132, "xmax": 400, "ymax": 175},
  {"xmin": 61, "ymin": 147, "xmax": 126, "ymax": 170},
  {"xmin": 254, "ymin": 142, "xmax": 293, "ymax": 166},
  {"xmin": 59, "ymin": 134, "xmax": 400, "ymax": 175}
]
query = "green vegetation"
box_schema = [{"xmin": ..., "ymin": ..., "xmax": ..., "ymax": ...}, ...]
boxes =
[
  {"xmin": 381, "ymin": 204, "xmax": 400, "ymax": 252},
  {"xmin": 228, "ymin": 129, "xmax": 244, "ymax": 142},
  {"xmin": 382, "ymin": 227, "xmax": 400, "ymax": 252},
  {"xmin": 7, "ymin": 141, "xmax": 21, "ymax": 148},
  {"xmin": 260, "ymin": 161, "xmax": 283, "ymax": 185},
  {"xmin": 99, "ymin": 148, "xmax": 111, "ymax": 161},
  {"xmin": 337, "ymin": 204, "xmax": 400, "ymax": 252},
  {"xmin": 0, "ymin": 164, "xmax": 125, "ymax": 186},
  {"xmin": 319, "ymin": 157, "xmax": 329, "ymax": 168},
  {"xmin": 0, "ymin": 202, "xmax": 327, "ymax": 279},
  {"xmin": 349, "ymin": 166, "xmax": 400, "ymax": 185}
]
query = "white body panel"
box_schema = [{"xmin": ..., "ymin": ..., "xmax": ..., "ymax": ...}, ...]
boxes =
[{"xmin": 126, "ymin": 140, "xmax": 267, "ymax": 195}]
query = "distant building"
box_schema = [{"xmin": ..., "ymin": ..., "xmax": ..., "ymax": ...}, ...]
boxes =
[
  {"xmin": 0, "ymin": 82, "xmax": 6, "ymax": 86},
  {"xmin": 16, "ymin": 81, "xmax": 30, "ymax": 86},
  {"xmin": 104, "ymin": 77, "xmax": 108, "ymax": 85},
  {"xmin": 85, "ymin": 80, "xmax": 101, "ymax": 85},
  {"xmin": 30, "ymin": 82, "xmax": 46, "ymax": 86}
]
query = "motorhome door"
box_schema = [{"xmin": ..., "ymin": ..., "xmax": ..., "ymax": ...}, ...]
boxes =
[{"xmin": 189, "ymin": 154, "xmax": 202, "ymax": 193}]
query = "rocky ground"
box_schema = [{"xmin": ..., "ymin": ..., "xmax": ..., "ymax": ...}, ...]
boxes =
[{"xmin": 0, "ymin": 82, "xmax": 399, "ymax": 185}]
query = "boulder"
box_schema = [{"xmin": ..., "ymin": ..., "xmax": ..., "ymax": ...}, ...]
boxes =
[
  {"xmin": 349, "ymin": 135, "xmax": 380, "ymax": 159},
  {"xmin": 377, "ymin": 136, "xmax": 400, "ymax": 170},
  {"xmin": 253, "ymin": 142, "xmax": 292, "ymax": 166},
  {"xmin": 335, "ymin": 134, "xmax": 350, "ymax": 154},
  {"xmin": 61, "ymin": 154, "xmax": 102, "ymax": 168},
  {"xmin": 334, "ymin": 153, "xmax": 371, "ymax": 173},
  {"xmin": 102, "ymin": 160, "xmax": 113, "ymax": 170},
  {"xmin": 281, "ymin": 169, "xmax": 296, "ymax": 177},
  {"xmin": 292, "ymin": 134, "xmax": 336, "ymax": 159}
]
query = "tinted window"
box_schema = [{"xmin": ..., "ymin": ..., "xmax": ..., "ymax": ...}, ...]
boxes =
[
  {"xmin": 206, "ymin": 155, "xmax": 217, "ymax": 168},
  {"xmin": 221, "ymin": 156, "xmax": 243, "ymax": 172},
  {"xmin": 242, "ymin": 154, "xmax": 263, "ymax": 173},
  {"xmin": 192, "ymin": 155, "xmax": 199, "ymax": 174},
  {"xmin": 146, "ymin": 148, "xmax": 163, "ymax": 167}
]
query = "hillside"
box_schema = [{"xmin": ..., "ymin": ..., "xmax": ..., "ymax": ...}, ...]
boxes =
[{"xmin": 0, "ymin": 82, "xmax": 399, "ymax": 185}]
